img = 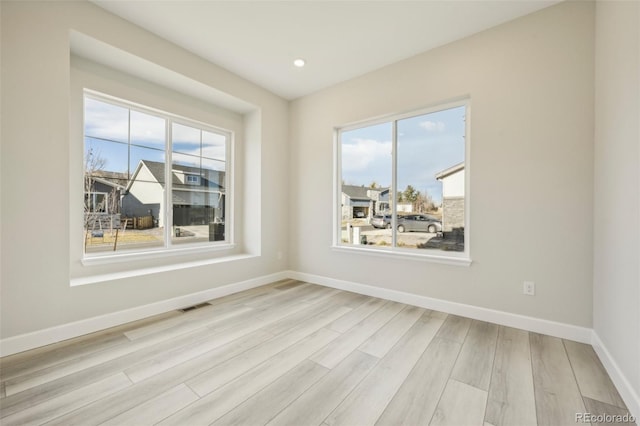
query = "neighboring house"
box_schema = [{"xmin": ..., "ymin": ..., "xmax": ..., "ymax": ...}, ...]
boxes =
[
  {"xmin": 85, "ymin": 170, "xmax": 129, "ymax": 215},
  {"xmin": 84, "ymin": 174, "xmax": 127, "ymax": 231},
  {"xmin": 122, "ymin": 160, "xmax": 225, "ymax": 228},
  {"xmin": 341, "ymin": 185, "xmax": 389, "ymax": 219},
  {"xmin": 435, "ymin": 162, "xmax": 465, "ymax": 232},
  {"xmin": 370, "ymin": 187, "xmax": 390, "ymax": 213},
  {"xmin": 85, "ymin": 176, "xmax": 125, "ymax": 214}
]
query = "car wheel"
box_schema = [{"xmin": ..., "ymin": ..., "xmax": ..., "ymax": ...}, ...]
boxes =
[
  {"xmin": 386, "ymin": 223, "xmax": 391, "ymax": 229},
  {"xmin": 428, "ymin": 225, "xmax": 436, "ymax": 233},
  {"xmin": 398, "ymin": 225, "xmax": 405, "ymax": 233}
]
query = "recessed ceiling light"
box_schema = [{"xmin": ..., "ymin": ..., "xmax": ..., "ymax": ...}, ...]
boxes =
[{"xmin": 293, "ymin": 58, "xmax": 306, "ymax": 68}]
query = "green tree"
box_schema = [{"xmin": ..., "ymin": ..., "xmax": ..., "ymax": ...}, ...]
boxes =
[{"xmin": 403, "ymin": 185, "xmax": 418, "ymax": 203}]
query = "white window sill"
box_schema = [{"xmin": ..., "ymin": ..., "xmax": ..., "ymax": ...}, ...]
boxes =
[
  {"xmin": 71, "ymin": 249, "xmax": 254, "ymax": 287},
  {"xmin": 81, "ymin": 243, "xmax": 236, "ymax": 266},
  {"xmin": 331, "ymin": 245, "xmax": 472, "ymax": 267}
]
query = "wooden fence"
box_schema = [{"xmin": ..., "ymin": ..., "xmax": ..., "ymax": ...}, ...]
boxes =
[{"xmin": 121, "ymin": 215, "xmax": 154, "ymax": 230}]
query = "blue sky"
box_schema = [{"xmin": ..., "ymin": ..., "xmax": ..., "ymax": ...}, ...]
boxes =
[{"xmin": 341, "ymin": 105, "xmax": 465, "ymax": 204}]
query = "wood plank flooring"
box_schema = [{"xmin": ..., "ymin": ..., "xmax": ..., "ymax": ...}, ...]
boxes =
[{"xmin": 0, "ymin": 280, "xmax": 632, "ymax": 426}]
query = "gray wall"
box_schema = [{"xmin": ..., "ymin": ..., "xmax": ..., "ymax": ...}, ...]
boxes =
[
  {"xmin": 289, "ymin": 1, "xmax": 595, "ymax": 327},
  {"xmin": 594, "ymin": 0, "xmax": 640, "ymax": 412}
]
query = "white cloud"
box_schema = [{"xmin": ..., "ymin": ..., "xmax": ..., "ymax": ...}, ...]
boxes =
[
  {"xmin": 342, "ymin": 138, "xmax": 391, "ymax": 173},
  {"xmin": 419, "ymin": 120, "xmax": 446, "ymax": 133},
  {"xmin": 201, "ymin": 145, "xmax": 226, "ymax": 161},
  {"xmin": 85, "ymin": 98, "xmax": 166, "ymax": 147}
]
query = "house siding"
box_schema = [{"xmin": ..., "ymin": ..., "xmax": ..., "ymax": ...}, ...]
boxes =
[
  {"xmin": 442, "ymin": 196, "xmax": 464, "ymax": 232},
  {"xmin": 122, "ymin": 176, "xmax": 164, "ymax": 227}
]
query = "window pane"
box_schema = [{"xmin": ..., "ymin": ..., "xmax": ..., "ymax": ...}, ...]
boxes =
[
  {"xmin": 85, "ymin": 138, "xmax": 128, "ymax": 176},
  {"xmin": 202, "ymin": 130, "xmax": 226, "ymax": 161},
  {"xmin": 170, "ymin": 158, "xmax": 224, "ymax": 245},
  {"xmin": 172, "ymin": 123, "xmax": 200, "ymax": 156},
  {"xmin": 84, "ymin": 97, "xmax": 129, "ymax": 143},
  {"xmin": 172, "ymin": 152, "xmax": 200, "ymax": 169},
  {"xmin": 340, "ymin": 122, "xmax": 392, "ymax": 247},
  {"xmin": 84, "ymin": 117, "xmax": 166, "ymax": 254},
  {"xmin": 201, "ymin": 158, "xmax": 226, "ymax": 184},
  {"xmin": 170, "ymin": 127, "xmax": 227, "ymax": 246},
  {"xmin": 396, "ymin": 105, "xmax": 465, "ymax": 252},
  {"xmin": 130, "ymin": 110, "xmax": 166, "ymax": 150}
]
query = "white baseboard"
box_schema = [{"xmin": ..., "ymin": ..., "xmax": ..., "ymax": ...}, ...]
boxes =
[
  {"xmin": 0, "ymin": 271, "xmax": 288, "ymax": 357},
  {"xmin": 287, "ymin": 270, "xmax": 593, "ymax": 343},
  {"xmin": 592, "ymin": 332, "xmax": 640, "ymax": 423}
]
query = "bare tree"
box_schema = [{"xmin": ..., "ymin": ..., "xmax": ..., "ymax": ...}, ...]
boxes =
[
  {"xmin": 415, "ymin": 190, "xmax": 437, "ymax": 213},
  {"xmin": 83, "ymin": 147, "xmax": 125, "ymax": 251},
  {"xmin": 107, "ymin": 187, "xmax": 120, "ymax": 216},
  {"xmin": 84, "ymin": 146, "xmax": 106, "ymax": 214},
  {"xmin": 83, "ymin": 145, "xmax": 112, "ymax": 238}
]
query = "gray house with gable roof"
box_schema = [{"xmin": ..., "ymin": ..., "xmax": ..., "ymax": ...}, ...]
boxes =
[
  {"xmin": 341, "ymin": 185, "xmax": 389, "ymax": 220},
  {"xmin": 122, "ymin": 160, "xmax": 225, "ymax": 228}
]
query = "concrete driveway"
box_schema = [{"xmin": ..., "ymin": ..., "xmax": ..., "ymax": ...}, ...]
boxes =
[{"xmin": 342, "ymin": 226, "xmax": 438, "ymax": 248}]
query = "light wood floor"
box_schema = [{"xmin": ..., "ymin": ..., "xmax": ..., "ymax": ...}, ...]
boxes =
[{"xmin": 0, "ymin": 280, "xmax": 632, "ymax": 426}]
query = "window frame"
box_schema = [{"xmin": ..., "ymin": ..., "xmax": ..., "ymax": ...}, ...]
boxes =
[
  {"xmin": 333, "ymin": 98, "xmax": 471, "ymax": 265},
  {"xmin": 82, "ymin": 90, "xmax": 234, "ymax": 262}
]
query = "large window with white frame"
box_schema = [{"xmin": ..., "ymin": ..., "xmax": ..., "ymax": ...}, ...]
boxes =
[
  {"xmin": 336, "ymin": 100, "xmax": 469, "ymax": 259},
  {"xmin": 83, "ymin": 91, "xmax": 231, "ymax": 256}
]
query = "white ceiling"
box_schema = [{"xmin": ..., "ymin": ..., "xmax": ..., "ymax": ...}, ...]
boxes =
[{"xmin": 92, "ymin": 0, "xmax": 560, "ymax": 100}]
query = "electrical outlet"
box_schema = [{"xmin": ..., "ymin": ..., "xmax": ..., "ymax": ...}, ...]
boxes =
[
  {"xmin": 277, "ymin": 251, "xmax": 283, "ymax": 260},
  {"xmin": 523, "ymin": 281, "xmax": 535, "ymax": 296}
]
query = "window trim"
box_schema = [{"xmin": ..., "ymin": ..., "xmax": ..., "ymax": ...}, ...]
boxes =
[
  {"xmin": 81, "ymin": 241, "xmax": 238, "ymax": 266},
  {"xmin": 82, "ymin": 90, "xmax": 234, "ymax": 260},
  {"xmin": 333, "ymin": 98, "xmax": 471, "ymax": 264}
]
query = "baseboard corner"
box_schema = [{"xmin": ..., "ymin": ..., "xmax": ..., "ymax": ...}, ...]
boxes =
[{"xmin": 591, "ymin": 331, "xmax": 640, "ymax": 423}]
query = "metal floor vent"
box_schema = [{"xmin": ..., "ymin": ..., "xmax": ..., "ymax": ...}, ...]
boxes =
[{"xmin": 178, "ymin": 303, "xmax": 210, "ymax": 313}]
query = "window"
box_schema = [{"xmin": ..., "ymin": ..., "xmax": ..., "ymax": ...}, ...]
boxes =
[
  {"xmin": 185, "ymin": 175, "xmax": 200, "ymax": 185},
  {"xmin": 85, "ymin": 192, "xmax": 109, "ymax": 213},
  {"xmin": 337, "ymin": 100, "xmax": 468, "ymax": 259},
  {"xmin": 83, "ymin": 91, "xmax": 231, "ymax": 256}
]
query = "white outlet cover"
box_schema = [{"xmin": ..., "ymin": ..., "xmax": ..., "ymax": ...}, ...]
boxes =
[{"xmin": 524, "ymin": 281, "xmax": 535, "ymax": 295}]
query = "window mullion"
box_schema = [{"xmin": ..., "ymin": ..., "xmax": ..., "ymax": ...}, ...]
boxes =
[
  {"xmin": 335, "ymin": 129, "xmax": 342, "ymax": 246},
  {"xmin": 391, "ymin": 120, "xmax": 398, "ymax": 248},
  {"xmin": 127, "ymin": 109, "xmax": 131, "ymax": 181},
  {"xmin": 165, "ymin": 120, "xmax": 173, "ymax": 248}
]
